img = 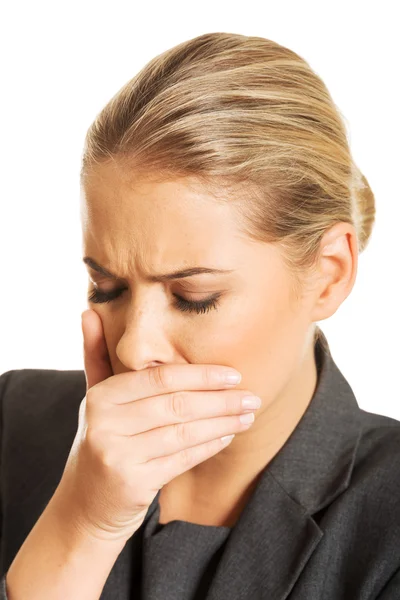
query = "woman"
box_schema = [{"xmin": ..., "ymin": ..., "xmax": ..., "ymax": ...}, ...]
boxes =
[{"xmin": 1, "ymin": 32, "xmax": 399, "ymax": 599}]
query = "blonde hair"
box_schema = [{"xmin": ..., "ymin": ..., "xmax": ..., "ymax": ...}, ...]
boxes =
[{"xmin": 81, "ymin": 32, "xmax": 376, "ymax": 350}]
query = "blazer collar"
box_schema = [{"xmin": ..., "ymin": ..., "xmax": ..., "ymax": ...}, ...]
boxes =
[
  {"xmin": 268, "ymin": 328, "xmax": 363, "ymax": 515},
  {"xmin": 102, "ymin": 328, "xmax": 363, "ymax": 600}
]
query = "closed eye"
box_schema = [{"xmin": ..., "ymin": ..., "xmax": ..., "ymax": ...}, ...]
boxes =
[{"xmin": 87, "ymin": 287, "xmax": 221, "ymax": 315}]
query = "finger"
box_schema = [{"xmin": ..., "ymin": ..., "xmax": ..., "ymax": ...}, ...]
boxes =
[
  {"xmin": 137, "ymin": 432, "xmax": 237, "ymax": 490},
  {"xmin": 129, "ymin": 411, "xmax": 254, "ymax": 463},
  {"xmin": 101, "ymin": 361, "xmax": 242, "ymax": 405},
  {"xmin": 81, "ymin": 309, "xmax": 113, "ymax": 390},
  {"xmin": 90, "ymin": 388, "xmax": 256, "ymax": 435}
]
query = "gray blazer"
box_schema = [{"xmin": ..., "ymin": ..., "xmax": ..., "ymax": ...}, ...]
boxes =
[{"xmin": 1, "ymin": 330, "xmax": 400, "ymax": 599}]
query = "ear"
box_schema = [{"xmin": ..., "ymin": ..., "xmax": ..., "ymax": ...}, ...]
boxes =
[{"xmin": 310, "ymin": 222, "xmax": 359, "ymax": 323}]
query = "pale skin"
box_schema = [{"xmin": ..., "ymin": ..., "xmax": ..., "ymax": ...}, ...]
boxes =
[{"xmin": 80, "ymin": 159, "xmax": 358, "ymax": 528}]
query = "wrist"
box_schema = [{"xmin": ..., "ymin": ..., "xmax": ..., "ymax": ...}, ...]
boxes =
[{"xmin": 48, "ymin": 484, "xmax": 131, "ymax": 549}]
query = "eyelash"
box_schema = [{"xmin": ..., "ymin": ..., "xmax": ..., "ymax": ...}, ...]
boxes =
[{"xmin": 87, "ymin": 288, "xmax": 221, "ymax": 315}]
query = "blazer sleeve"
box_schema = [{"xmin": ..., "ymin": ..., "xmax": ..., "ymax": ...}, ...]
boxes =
[{"xmin": 0, "ymin": 370, "xmax": 14, "ymax": 600}]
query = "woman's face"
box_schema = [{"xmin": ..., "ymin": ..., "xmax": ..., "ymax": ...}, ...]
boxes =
[{"xmin": 80, "ymin": 160, "xmax": 319, "ymax": 406}]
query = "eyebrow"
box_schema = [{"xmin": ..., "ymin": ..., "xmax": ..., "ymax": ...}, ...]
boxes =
[{"xmin": 82, "ymin": 257, "xmax": 235, "ymax": 282}]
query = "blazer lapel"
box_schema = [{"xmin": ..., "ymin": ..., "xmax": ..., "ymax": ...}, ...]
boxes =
[
  {"xmin": 204, "ymin": 330, "xmax": 363, "ymax": 600},
  {"xmin": 205, "ymin": 469, "xmax": 323, "ymax": 600}
]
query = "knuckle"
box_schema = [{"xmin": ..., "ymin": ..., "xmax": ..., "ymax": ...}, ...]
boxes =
[
  {"xmin": 84, "ymin": 388, "xmax": 102, "ymax": 422},
  {"xmin": 84, "ymin": 402, "xmax": 101, "ymax": 430},
  {"xmin": 179, "ymin": 446, "xmax": 193, "ymax": 470},
  {"xmin": 148, "ymin": 365, "xmax": 170, "ymax": 391},
  {"xmin": 223, "ymin": 394, "xmax": 233, "ymax": 415},
  {"xmin": 84, "ymin": 426, "xmax": 104, "ymax": 456},
  {"xmin": 202, "ymin": 364, "xmax": 216, "ymax": 387},
  {"xmin": 174, "ymin": 420, "xmax": 190, "ymax": 446},
  {"xmin": 77, "ymin": 396, "xmax": 88, "ymax": 425},
  {"xmin": 85, "ymin": 387, "xmax": 97, "ymax": 410},
  {"xmin": 169, "ymin": 390, "xmax": 187, "ymax": 420},
  {"xmin": 84, "ymin": 404, "xmax": 95, "ymax": 428},
  {"xmin": 95, "ymin": 439, "xmax": 117, "ymax": 470}
]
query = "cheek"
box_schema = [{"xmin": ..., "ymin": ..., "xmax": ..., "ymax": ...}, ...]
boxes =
[{"xmin": 187, "ymin": 286, "xmax": 308, "ymax": 401}]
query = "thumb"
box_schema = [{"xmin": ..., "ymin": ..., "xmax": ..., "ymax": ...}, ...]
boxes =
[{"xmin": 81, "ymin": 309, "xmax": 113, "ymax": 390}]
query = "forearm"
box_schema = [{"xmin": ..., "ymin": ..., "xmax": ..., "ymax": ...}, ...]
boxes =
[{"xmin": 5, "ymin": 496, "xmax": 126, "ymax": 600}]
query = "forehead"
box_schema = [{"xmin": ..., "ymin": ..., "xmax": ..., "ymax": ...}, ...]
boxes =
[
  {"xmin": 81, "ymin": 161, "xmax": 235, "ymax": 219},
  {"xmin": 80, "ymin": 162, "xmax": 252, "ymax": 276}
]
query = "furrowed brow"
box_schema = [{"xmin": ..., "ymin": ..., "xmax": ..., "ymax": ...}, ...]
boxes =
[{"xmin": 82, "ymin": 257, "xmax": 234, "ymax": 282}]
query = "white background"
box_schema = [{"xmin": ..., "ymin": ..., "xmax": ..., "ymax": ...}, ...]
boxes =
[{"xmin": 1, "ymin": 1, "xmax": 399, "ymax": 419}]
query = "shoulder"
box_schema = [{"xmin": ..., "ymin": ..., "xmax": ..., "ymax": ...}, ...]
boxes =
[
  {"xmin": 0, "ymin": 368, "xmax": 86, "ymax": 467},
  {"xmin": 314, "ymin": 405, "xmax": 400, "ymax": 527},
  {"xmin": 330, "ymin": 405, "xmax": 400, "ymax": 515},
  {"xmin": 0, "ymin": 368, "xmax": 86, "ymax": 408},
  {"xmin": 0, "ymin": 369, "xmax": 87, "ymax": 578},
  {"xmin": 308, "ymin": 408, "xmax": 400, "ymax": 594},
  {"xmin": 350, "ymin": 407, "xmax": 400, "ymax": 527},
  {"xmin": 0, "ymin": 368, "xmax": 86, "ymax": 513},
  {"xmin": 354, "ymin": 406, "xmax": 400, "ymax": 486},
  {"xmin": 0, "ymin": 368, "xmax": 86, "ymax": 425},
  {"xmin": 324, "ymin": 408, "xmax": 400, "ymax": 569}
]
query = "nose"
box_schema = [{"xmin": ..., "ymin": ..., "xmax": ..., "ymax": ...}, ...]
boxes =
[{"xmin": 114, "ymin": 301, "xmax": 172, "ymax": 371}]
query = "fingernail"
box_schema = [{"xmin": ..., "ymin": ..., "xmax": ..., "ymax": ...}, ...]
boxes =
[
  {"xmin": 223, "ymin": 371, "xmax": 242, "ymax": 384},
  {"xmin": 241, "ymin": 396, "xmax": 262, "ymax": 409},
  {"xmin": 221, "ymin": 434, "xmax": 235, "ymax": 445},
  {"xmin": 239, "ymin": 412, "xmax": 255, "ymax": 424}
]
